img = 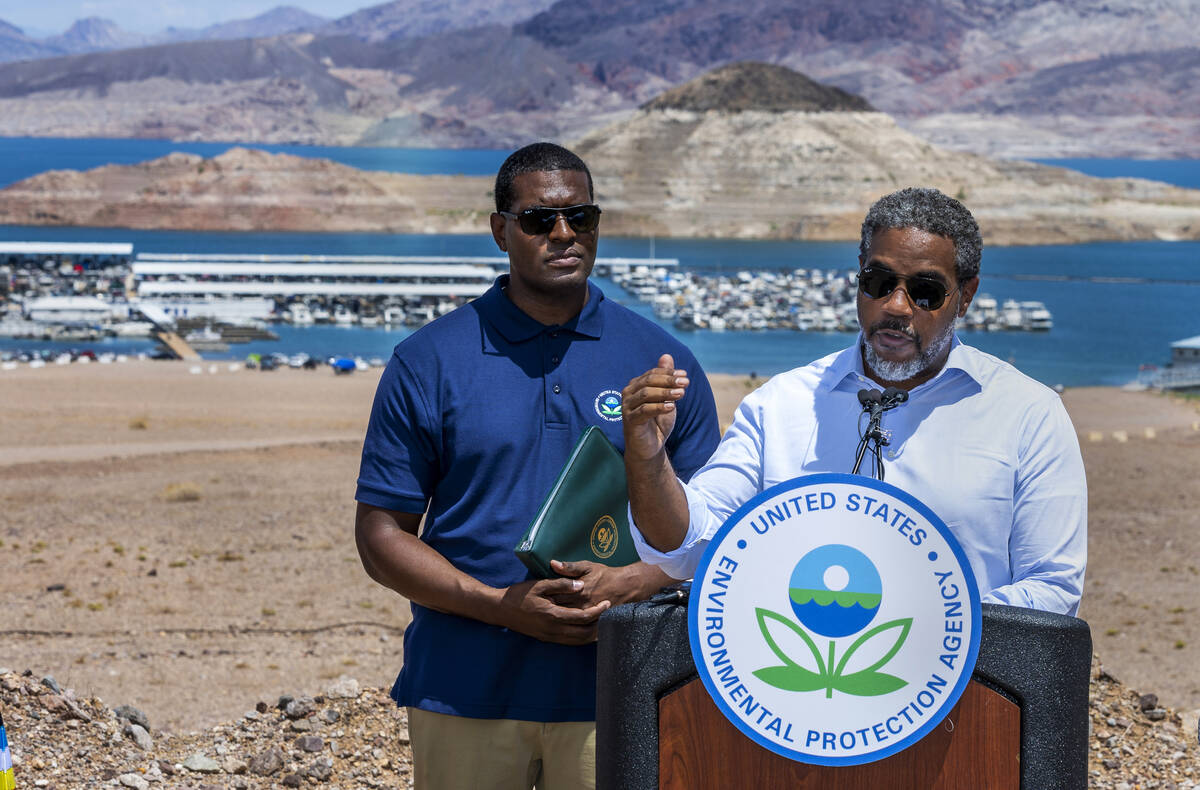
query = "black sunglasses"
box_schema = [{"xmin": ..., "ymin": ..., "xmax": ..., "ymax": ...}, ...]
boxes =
[
  {"xmin": 857, "ymin": 267, "xmax": 954, "ymax": 311},
  {"xmin": 499, "ymin": 204, "xmax": 602, "ymax": 236}
]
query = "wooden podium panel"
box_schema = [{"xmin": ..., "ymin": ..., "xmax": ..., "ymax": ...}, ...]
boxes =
[{"xmin": 659, "ymin": 678, "xmax": 1019, "ymax": 790}]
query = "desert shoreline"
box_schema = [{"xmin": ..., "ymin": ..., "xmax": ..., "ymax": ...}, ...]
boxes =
[{"xmin": 1, "ymin": 360, "xmax": 1199, "ymax": 739}]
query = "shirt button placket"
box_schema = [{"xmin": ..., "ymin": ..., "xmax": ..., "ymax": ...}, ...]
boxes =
[{"xmin": 544, "ymin": 331, "xmax": 566, "ymax": 425}]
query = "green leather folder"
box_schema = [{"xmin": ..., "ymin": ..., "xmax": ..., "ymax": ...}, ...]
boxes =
[{"xmin": 515, "ymin": 426, "xmax": 641, "ymax": 578}]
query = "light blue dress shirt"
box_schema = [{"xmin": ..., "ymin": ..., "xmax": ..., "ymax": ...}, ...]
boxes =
[{"xmin": 632, "ymin": 336, "xmax": 1088, "ymax": 616}]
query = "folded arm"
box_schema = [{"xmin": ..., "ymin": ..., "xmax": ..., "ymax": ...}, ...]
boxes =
[{"xmin": 355, "ymin": 503, "xmax": 610, "ymax": 644}]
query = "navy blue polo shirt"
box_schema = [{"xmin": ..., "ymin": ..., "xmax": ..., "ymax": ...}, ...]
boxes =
[{"xmin": 356, "ymin": 275, "xmax": 720, "ymax": 721}]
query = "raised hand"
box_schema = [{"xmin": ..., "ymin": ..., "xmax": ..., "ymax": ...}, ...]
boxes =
[
  {"xmin": 620, "ymin": 353, "xmax": 694, "ymax": 554},
  {"xmin": 621, "ymin": 353, "xmax": 689, "ymax": 463}
]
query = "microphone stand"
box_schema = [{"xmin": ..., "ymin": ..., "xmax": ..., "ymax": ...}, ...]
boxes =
[{"xmin": 852, "ymin": 387, "xmax": 908, "ymax": 480}]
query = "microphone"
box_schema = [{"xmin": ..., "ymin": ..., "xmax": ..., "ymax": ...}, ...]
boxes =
[
  {"xmin": 880, "ymin": 387, "xmax": 908, "ymax": 409},
  {"xmin": 857, "ymin": 388, "xmax": 882, "ymax": 409}
]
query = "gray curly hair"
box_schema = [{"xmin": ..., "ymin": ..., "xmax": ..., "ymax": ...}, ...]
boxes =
[{"xmin": 859, "ymin": 188, "xmax": 982, "ymax": 281}]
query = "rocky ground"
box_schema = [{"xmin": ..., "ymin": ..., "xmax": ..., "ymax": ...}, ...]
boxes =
[
  {"xmin": 0, "ymin": 668, "xmax": 412, "ymax": 789},
  {"xmin": 1, "ymin": 659, "xmax": 1196, "ymax": 788}
]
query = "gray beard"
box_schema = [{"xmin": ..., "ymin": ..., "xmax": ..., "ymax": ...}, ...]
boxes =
[{"xmin": 862, "ymin": 317, "xmax": 957, "ymax": 385}]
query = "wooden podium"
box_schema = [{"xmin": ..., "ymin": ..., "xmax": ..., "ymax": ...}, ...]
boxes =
[{"xmin": 597, "ymin": 602, "xmax": 1091, "ymax": 789}]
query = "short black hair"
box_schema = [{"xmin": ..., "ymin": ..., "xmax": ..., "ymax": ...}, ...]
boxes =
[
  {"xmin": 859, "ymin": 187, "xmax": 983, "ymax": 281},
  {"xmin": 494, "ymin": 142, "xmax": 594, "ymax": 213}
]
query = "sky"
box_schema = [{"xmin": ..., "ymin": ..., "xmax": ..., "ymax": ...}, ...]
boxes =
[{"xmin": 0, "ymin": 1, "xmax": 375, "ymax": 36}]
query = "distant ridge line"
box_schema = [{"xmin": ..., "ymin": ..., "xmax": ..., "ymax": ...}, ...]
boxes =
[{"xmin": 641, "ymin": 61, "xmax": 874, "ymax": 113}]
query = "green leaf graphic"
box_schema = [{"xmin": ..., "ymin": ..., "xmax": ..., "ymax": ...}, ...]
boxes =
[
  {"xmin": 833, "ymin": 670, "xmax": 908, "ymax": 696},
  {"xmin": 834, "ymin": 617, "xmax": 913, "ymax": 678},
  {"xmin": 756, "ymin": 608, "xmax": 825, "ymax": 675},
  {"xmin": 754, "ymin": 665, "xmax": 827, "ymax": 692}
]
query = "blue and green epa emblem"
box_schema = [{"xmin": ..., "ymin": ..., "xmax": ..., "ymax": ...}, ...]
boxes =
[
  {"xmin": 594, "ymin": 390, "xmax": 623, "ymax": 422},
  {"xmin": 688, "ymin": 474, "xmax": 981, "ymax": 766},
  {"xmin": 756, "ymin": 544, "xmax": 910, "ymax": 699}
]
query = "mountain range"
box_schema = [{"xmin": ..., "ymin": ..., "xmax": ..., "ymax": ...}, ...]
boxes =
[
  {"xmin": 0, "ymin": 7, "xmax": 331, "ymax": 60},
  {"xmin": 0, "ymin": 0, "xmax": 1196, "ymax": 157},
  {"xmin": 2, "ymin": 62, "xmax": 1195, "ymax": 244}
]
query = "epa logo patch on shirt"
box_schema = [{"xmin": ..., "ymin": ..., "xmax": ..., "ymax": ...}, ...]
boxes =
[{"xmin": 595, "ymin": 390, "xmax": 623, "ymax": 421}]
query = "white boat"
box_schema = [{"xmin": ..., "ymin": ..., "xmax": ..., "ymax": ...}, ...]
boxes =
[
  {"xmin": 184, "ymin": 325, "xmax": 222, "ymax": 343},
  {"xmin": 1020, "ymin": 301, "xmax": 1054, "ymax": 331},
  {"xmin": 652, "ymin": 294, "xmax": 678, "ymax": 319},
  {"xmin": 287, "ymin": 303, "xmax": 315, "ymax": 325},
  {"xmin": 1001, "ymin": 300, "xmax": 1024, "ymax": 330},
  {"xmin": 183, "ymin": 325, "xmax": 230, "ymax": 352},
  {"xmin": 333, "ymin": 305, "xmax": 357, "ymax": 325},
  {"xmin": 111, "ymin": 321, "xmax": 156, "ymax": 337}
]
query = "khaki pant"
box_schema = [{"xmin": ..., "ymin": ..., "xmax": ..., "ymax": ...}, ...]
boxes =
[{"xmin": 407, "ymin": 707, "xmax": 595, "ymax": 790}]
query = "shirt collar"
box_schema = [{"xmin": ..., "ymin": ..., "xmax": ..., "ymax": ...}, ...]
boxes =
[
  {"xmin": 822, "ymin": 333, "xmax": 982, "ymax": 395},
  {"xmin": 476, "ymin": 274, "xmax": 605, "ymax": 343},
  {"xmin": 936, "ymin": 336, "xmax": 984, "ymax": 388}
]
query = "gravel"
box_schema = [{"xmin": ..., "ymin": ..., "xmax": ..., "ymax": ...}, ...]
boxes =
[
  {"xmin": 0, "ymin": 669, "xmax": 412, "ymax": 788},
  {"xmin": 2, "ymin": 657, "xmax": 1197, "ymax": 787}
]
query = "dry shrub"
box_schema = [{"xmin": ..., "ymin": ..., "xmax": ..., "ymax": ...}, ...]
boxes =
[
  {"xmin": 128, "ymin": 415, "xmax": 149, "ymax": 430},
  {"xmin": 164, "ymin": 482, "xmax": 202, "ymax": 503}
]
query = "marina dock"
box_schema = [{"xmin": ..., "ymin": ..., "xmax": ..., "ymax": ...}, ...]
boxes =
[
  {"xmin": 3, "ymin": 242, "xmax": 1055, "ymax": 365},
  {"xmin": 610, "ymin": 266, "xmax": 1054, "ymax": 333}
]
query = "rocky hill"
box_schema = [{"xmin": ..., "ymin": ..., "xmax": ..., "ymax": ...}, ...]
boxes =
[
  {"xmin": 164, "ymin": 6, "xmax": 329, "ymax": 44},
  {"xmin": 571, "ymin": 106, "xmax": 1200, "ymax": 244},
  {"xmin": 320, "ymin": 0, "xmax": 559, "ymax": 42},
  {"xmin": 0, "ymin": 148, "xmax": 494, "ymax": 234},
  {"xmin": 0, "ymin": 0, "xmax": 1197, "ymax": 156},
  {"xmin": 567, "ymin": 63, "xmax": 1200, "ymax": 244},
  {"xmin": 642, "ymin": 62, "xmax": 873, "ymax": 113},
  {"xmin": 43, "ymin": 17, "xmax": 148, "ymax": 55},
  {"xmin": 0, "ymin": 19, "xmax": 63, "ymax": 63}
]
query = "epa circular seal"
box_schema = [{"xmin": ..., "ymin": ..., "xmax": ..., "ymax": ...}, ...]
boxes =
[
  {"xmin": 688, "ymin": 473, "xmax": 981, "ymax": 766},
  {"xmin": 594, "ymin": 390, "xmax": 623, "ymax": 422}
]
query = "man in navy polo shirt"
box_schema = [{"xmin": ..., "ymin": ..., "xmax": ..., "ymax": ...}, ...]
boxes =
[{"xmin": 355, "ymin": 142, "xmax": 720, "ymax": 789}]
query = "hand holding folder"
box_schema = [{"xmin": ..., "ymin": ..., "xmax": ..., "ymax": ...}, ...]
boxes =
[{"xmin": 515, "ymin": 427, "xmax": 641, "ymax": 578}]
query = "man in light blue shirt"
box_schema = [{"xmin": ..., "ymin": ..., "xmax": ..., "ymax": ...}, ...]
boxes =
[{"xmin": 621, "ymin": 187, "xmax": 1087, "ymax": 615}]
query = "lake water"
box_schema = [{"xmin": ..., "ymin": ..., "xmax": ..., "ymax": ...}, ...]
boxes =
[
  {"xmin": 1, "ymin": 140, "xmax": 1198, "ymax": 386},
  {"xmin": 0, "ymin": 137, "xmax": 510, "ymax": 188},
  {"xmin": 1033, "ymin": 158, "xmax": 1200, "ymax": 191},
  {"xmin": 2, "ymin": 137, "xmax": 1199, "ymax": 191}
]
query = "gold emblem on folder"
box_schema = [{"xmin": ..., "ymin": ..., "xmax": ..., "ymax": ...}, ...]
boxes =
[{"xmin": 590, "ymin": 515, "xmax": 619, "ymax": 559}]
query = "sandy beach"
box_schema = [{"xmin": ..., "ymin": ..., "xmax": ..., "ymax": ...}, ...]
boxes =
[{"xmin": 2, "ymin": 359, "xmax": 1199, "ymax": 739}]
